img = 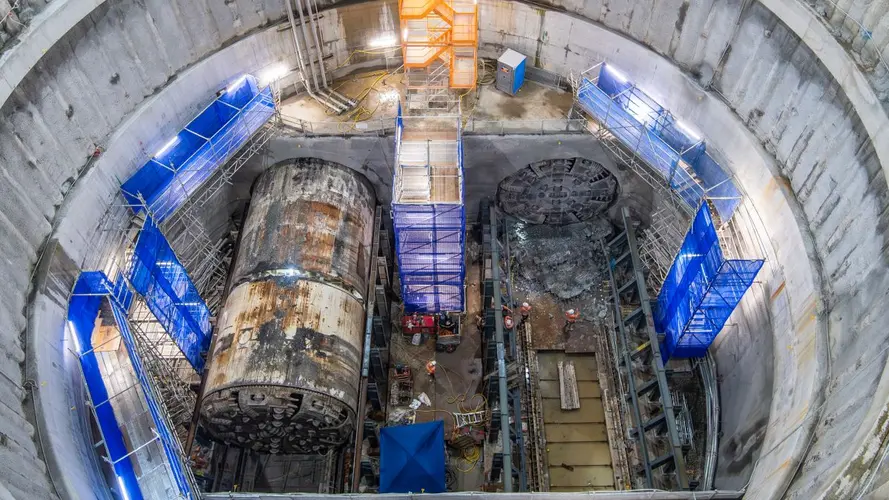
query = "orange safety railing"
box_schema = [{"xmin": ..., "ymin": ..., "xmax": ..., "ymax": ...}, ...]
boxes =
[{"xmin": 399, "ymin": 0, "xmax": 477, "ymax": 88}]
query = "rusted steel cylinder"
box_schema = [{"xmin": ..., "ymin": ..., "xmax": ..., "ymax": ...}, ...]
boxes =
[{"xmin": 200, "ymin": 160, "xmax": 375, "ymax": 454}]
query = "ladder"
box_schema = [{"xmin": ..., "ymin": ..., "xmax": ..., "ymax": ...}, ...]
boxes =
[{"xmin": 454, "ymin": 410, "xmax": 486, "ymax": 428}]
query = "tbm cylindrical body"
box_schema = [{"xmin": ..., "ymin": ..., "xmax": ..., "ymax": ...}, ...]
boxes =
[{"xmin": 200, "ymin": 160, "xmax": 375, "ymax": 455}]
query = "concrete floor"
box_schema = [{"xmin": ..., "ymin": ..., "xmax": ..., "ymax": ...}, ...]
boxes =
[
  {"xmin": 536, "ymin": 351, "xmax": 613, "ymax": 492},
  {"xmin": 279, "ymin": 71, "xmax": 573, "ymax": 128},
  {"xmin": 384, "ymin": 240, "xmax": 486, "ymax": 491}
]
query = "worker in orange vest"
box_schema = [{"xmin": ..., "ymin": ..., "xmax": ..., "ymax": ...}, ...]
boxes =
[
  {"xmin": 425, "ymin": 360, "xmax": 437, "ymax": 378},
  {"xmin": 564, "ymin": 309, "xmax": 580, "ymax": 333},
  {"xmin": 519, "ymin": 302, "xmax": 532, "ymax": 323}
]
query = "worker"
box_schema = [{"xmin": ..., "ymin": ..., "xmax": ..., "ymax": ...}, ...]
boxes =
[
  {"xmin": 564, "ymin": 309, "xmax": 580, "ymax": 333},
  {"xmin": 425, "ymin": 360, "xmax": 437, "ymax": 378},
  {"xmin": 519, "ymin": 302, "xmax": 532, "ymax": 323},
  {"xmin": 502, "ymin": 304, "xmax": 513, "ymax": 316},
  {"xmin": 503, "ymin": 315, "xmax": 515, "ymax": 330},
  {"xmin": 439, "ymin": 313, "xmax": 455, "ymax": 330}
]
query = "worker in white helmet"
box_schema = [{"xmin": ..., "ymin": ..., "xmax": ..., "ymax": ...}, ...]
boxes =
[
  {"xmin": 519, "ymin": 302, "xmax": 532, "ymax": 324},
  {"xmin": 564, "ymin": 308, "xmax": 580, "ymax": 333}
]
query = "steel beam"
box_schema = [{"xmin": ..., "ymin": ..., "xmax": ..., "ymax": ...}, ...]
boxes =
[{"xmin": 603, "ymin": 207, "xmax": 688, "ymax": 489}]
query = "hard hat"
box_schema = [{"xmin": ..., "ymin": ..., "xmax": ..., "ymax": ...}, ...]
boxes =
[
  {"xmin": 522, "ymin": 302, "xmax": 530, "ymax": 308},
  {"xmin": 568, "ymin": 309, "xmax": 575, "ymax": 314}
]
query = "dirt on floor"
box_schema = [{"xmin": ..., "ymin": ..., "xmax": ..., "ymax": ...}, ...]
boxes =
[{"xmin": 384, "ymin": 239, "xmax": 487, "ymax": 492}]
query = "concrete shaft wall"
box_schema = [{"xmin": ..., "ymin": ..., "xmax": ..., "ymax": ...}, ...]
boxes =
[{"xmin": 2, "ymin": 0, "xmax": 889, "ymax": 498}]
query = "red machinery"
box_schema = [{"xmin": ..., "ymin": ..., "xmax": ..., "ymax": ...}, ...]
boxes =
[{"xmin": 401, "ymin": 313, "xmax": 437, "ymax": 336}]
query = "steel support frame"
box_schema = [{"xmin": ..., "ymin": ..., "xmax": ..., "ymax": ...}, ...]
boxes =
[
  {"xmin": 488, "ymin": 202, "xmax": 513, "ymax": 492},
  {"xmin": 352, "ymin": 206, "xmax": 393, "ymax": 492},
  {"xmin": 603, "ymin": 207, "xmax": 688, "ymax": 489}
]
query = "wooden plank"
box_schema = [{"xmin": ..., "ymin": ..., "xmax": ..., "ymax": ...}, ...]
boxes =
[
  {"xmin": 92, "ymin": 324, "xmax": 121, "ymax": 353},
  {"xmin": 539, "ymin": 380, "xmax": 601, "ymax": 398},
  {"xmin": 558, "ymin": 360, "xmax": 581, "ymax": 410},
  {"xmin": 544, "ymin": 423, "xmax": 608, "ymax": 443},
  {"xmin": 546, "ymin": 442, "xmax": 612, "ymax": 465},
  {"xmin": 568, "ymin": 356, "xmax": 599, "ymax": 381},
  {"xmin": 542, "ymin": 398, "xmax": 605, "ymax": 423},
  {"xmin": 548, "ymin": 465, "xmax": 615, "ymax": 487}
]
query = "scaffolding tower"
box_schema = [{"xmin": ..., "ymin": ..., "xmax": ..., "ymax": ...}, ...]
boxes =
[
  {"xmin": 393, "ymin": 0, "xmax": 476, "ymax": 312},
  {"xmin": 62, "ymin": 73, "xmax": 280, "ymax": 499}
]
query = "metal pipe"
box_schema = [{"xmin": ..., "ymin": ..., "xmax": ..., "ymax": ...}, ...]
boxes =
[
  {"xmin": 306, "ymin": 0, "xmax": 355, "ymax": 108},
  {"xmin": 701, "ymin": 352, "xmax": 720, "ymax": 490},
  {"xmin": 293, "ymin": 0, "xmax": 322, "ymax": 96},
  {"xmin": 286, "ymin": 0, "xmax": 343, "ymax": 113},
  {"xmin": 489, "ymin": 207, "xmax": 512, "ymax": 492},
  {"xmin": 293, "ymin": 0, "xmax": 346, "ymax": 113}
]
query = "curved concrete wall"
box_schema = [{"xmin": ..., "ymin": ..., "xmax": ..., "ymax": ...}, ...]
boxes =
[
  {"xmin": 3, "ymin": 0, "xmax": 889, "ymax": 499},
  {"xmin": 478, "ymin": 1, "xmax": 887, "ymax": 498}
]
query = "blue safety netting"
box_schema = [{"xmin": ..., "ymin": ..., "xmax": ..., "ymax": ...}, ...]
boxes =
[
  {"xmin": 393, "ymin": 203, "xmax": 465, "ymax": 312},
  {"xmin": 392, "ymin": 105, "xmax": 466, "ymax": 312},
  {"xmin": 121, "ymin": 74, "xmax": 275, "ymax": 221},
  {"xmin": 577, "ymin": 63, "xmax": 742, "ymax": 221},
  {"xmin": 70, "ymin": 272, "xmax": 143, "ymax": 500},
  {"xmin": 654, "ymin": 205, "xmax": 763, "ymax": 359},
  {"xmin": 380, "ymin": 421, "xmax": 446, "ymax": 493},
  {"xmin": 129, "ymin": 216, "xmax": 212, "ymax": 372}
]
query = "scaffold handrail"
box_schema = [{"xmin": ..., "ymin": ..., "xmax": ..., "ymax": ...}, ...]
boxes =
[
  {"xmin": 574, "ymin": 62, "xmax": 742, "ymax": 222},
  {"xmin": 121, "ymin": 74, "xmax": 275, "ymax": 222}
]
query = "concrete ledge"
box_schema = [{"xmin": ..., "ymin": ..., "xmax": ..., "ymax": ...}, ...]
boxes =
[{"xmin": 0, "ymin": 0, "xmax": 105, "ymax": 108}]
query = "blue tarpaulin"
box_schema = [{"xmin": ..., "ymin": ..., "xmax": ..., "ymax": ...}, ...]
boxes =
[
  {"xmin": 69, "ymin": 272, "xmax": 143, "ymax": 500},
  {"xmin": 121, "ymin": 74, "xmax": 275, "ymax": 221},
  {"xmin": 577, "ymin": 63, "xmax": 742, "ymax": 221},
  {"xmin": 129, "ymin": 216, "xmax": 212, "ymax": 372},
  {"xmin": 654, "ymin": 205, "xmax": 763, "ymax": 359},
  {"xmin": 69, "ymin": 270, "xmax": 196, "ymax": 499},
  {"xmin": 380, "ymin": 421, "xmax": 446, "ymax": 493}
]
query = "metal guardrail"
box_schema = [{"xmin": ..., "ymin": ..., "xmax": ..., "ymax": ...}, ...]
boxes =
[{"xmin": 278, "ymin": 115, "xmax": 587, "ymax": 136}]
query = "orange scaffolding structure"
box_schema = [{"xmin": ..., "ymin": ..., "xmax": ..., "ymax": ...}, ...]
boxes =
[{"xmin": 399, "ymin": 0, "xmax": 478, "ymax": 88}]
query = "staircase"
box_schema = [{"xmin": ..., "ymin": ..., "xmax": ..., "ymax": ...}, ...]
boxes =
[{"xmin": 399, "ymin": 0, "xmax": 477, "ymax": 88}]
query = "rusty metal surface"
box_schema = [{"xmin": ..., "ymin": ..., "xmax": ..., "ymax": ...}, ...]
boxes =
[
  {"xmin": 201, "ymin": 161, "xmax": 375, "ymax": 455},
  {"xmin": 231, "ymin": 160, "xmax": 377, "ymax": 299}
]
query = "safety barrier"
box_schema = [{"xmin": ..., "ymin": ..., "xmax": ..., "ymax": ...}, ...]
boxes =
[
  {"xmin": 653, "ymin": 205, "xmax": 763, "ymax": 359},
  {"xmin": 575, "ymin": 63, "xmax": 742, "ymax": 221},
  {"xmin": 121, "ymin": 74, "xmax": 275, "ymax": 221}
]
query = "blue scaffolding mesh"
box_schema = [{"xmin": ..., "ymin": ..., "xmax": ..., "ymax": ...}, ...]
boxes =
[
  {"xmin": 654, "ymin": 205, "xmax": 763, "ymax": 359},
  {"xmin": 394, "ymin": 203, "xmax": 466, "ymax": 312},
  {"xmin": 71, "ymin": 270, "xmax": 196, "ymax": 498},
  {"xmin": 392, "ymin": 104, "xmax": 466, "ymax": 312},
  {"xmin": 129, "ymin": 216, "xmax": 212, "ymax": 372},
  {"xmin": 577, "ymin": 64, "xmax": 742, "ymax": 220},
  {"xmin": 121, "ymin": 74, "xmax": 275, "ymax": 221},
  {"xmin": 70, "ymin": 272, "xmax": 143, "ymax": 500}
]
